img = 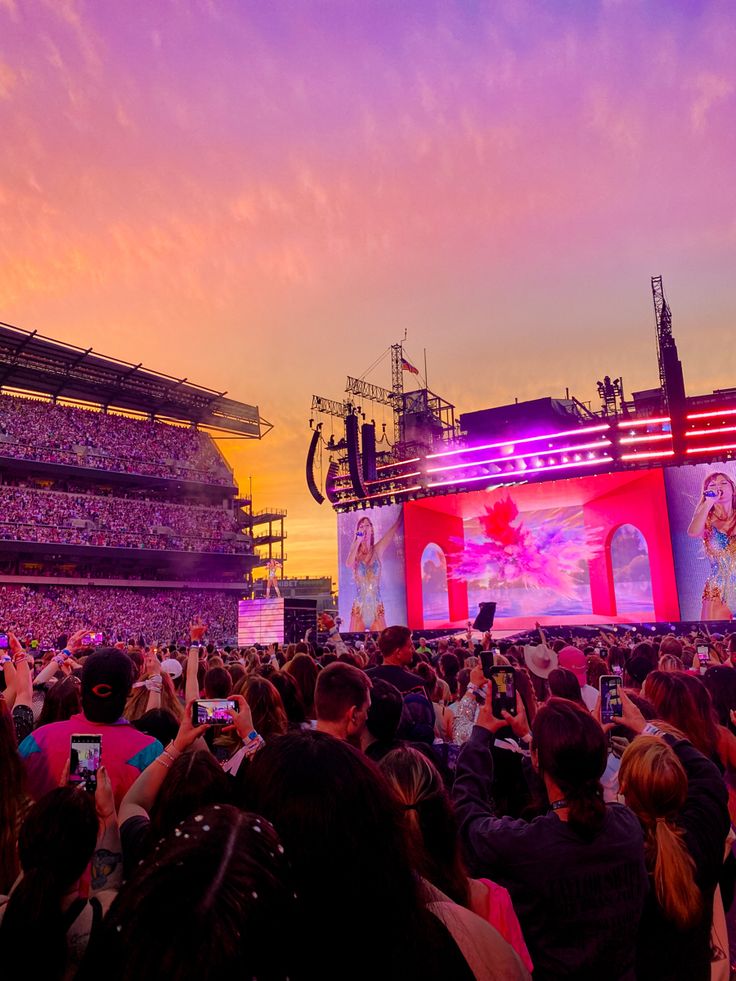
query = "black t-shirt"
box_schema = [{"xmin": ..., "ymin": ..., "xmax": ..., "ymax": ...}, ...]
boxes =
[
  {"xmin": 366, "ymin": 664, "xmax": 425, "ymax": 694},
  {"xmin": 120, "ymin": 814, "xmax": 152, "ymax": 879},
  {"xmin": 454, "ymin": 725, "xmax": 648, "ymax": 980}
]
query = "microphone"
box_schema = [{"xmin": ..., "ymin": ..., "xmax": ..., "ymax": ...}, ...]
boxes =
[{"xmin": 704, "ymin": 490, "xmax": 718, "ymax": 499}]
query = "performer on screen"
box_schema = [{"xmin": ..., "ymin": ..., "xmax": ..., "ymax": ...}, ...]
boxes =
[
  {"xmin": 266, "ymin": 557, "xmax": 282, "ymax": 598},
  {"xmin": 687, "ymin": 470, "xmax": 736, "ymax": 620},
  {"xmin": 346, "ymin": 513, "xmax": 401, "ymax": 631}
]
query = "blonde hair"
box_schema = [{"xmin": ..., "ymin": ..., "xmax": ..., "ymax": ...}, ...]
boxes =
[
  {"xmin": 379, "ymin": 746, "xmax": 469, "ymax": 906},
  {"xmin": 658, "ymin": 653, "xmax": 684, "ymax": 673},
  {"xmin": 619, "ymin": 736, "xmax": 702, "ymax": 929},
  {"xmin": 124, "ymin": 671, "xmax": 184, "ymax": 722}
]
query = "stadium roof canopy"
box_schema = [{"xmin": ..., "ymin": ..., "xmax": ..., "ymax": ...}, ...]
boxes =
[{"xmin": 0, "ymin": 321, "xmax": 271, "ymax": 437}]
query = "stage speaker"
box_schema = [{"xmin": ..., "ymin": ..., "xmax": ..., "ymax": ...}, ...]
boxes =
[
  {"xmin": 325, "ymin": 462, "xmax": 340, "ymax": 504},
  {"xmin": 284, "ymin": 599, "xmax": 318, "ymax": 645},
  {"xmin": 306, "ymin": 424, "xmax": 325, "ymax": 504},
  {"xmin": 361, "ymin": 422, "xmax": 377, "ymax": 483},
  {"xmin": 472, "ymin": 602, "xmax": 497, "ymax": 632},
  {"xmin": 346, "ymin": 412, "xmax": 367, "ymax": 499}
]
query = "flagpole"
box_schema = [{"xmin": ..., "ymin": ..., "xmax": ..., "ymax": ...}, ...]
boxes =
[{"xmin": 423, "ymin": 348, "xmax": 428, "ymax": 389}]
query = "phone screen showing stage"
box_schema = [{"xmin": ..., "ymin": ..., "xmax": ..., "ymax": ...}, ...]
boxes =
[
  {"xmin": 600, "ymin": 676, "xmax": 623, "ymax": 725},
  {"xmin": 193, "ymin": 699, "xmax": 236, "ymax": 725},
  {"xmin": 69, "ymin": 735, "xmax": 102, "ymax": 792},
  {"xmin": 490, "ymin": 667, "xmax": 516, "ymax": 719}
]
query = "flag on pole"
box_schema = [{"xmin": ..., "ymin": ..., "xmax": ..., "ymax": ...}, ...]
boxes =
[{"xmin": 401, "ymin": 356, "xmax": 419, "ymax": 375}]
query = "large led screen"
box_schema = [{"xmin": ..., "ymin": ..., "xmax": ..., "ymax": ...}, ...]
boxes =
[
  {"xmin": 403, "ymin": 470, "xmax": 680, "ymax": 631},
  {"xmin": 664, "ymin": 462, "xmax": 736, "ymax": 621},
  {"xmin": 337, "ymin": 503, "xmax": 407, "ymax": 630}
]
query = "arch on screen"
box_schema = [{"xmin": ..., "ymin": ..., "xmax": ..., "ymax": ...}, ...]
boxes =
[
  {"xmin": 609, "ymin": 523, "xmax": 655, "ymax": 617},
  {"xmin": 420, "ymin": 542, "xmax": 450, "ymax": 623}
]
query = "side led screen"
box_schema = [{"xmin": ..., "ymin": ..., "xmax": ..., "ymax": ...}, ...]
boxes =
[
  {"xmin": 663, "ymin": 462, "xmax": 736, "ymax": 621},
  {"xmin": 337, "ymin": 503, "xmax": 407, "ymax": 630}
]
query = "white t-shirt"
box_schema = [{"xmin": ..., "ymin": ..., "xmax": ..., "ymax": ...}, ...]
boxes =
[{"xmin": 581, "ymin": 684, "xmax": 600, "ymax": 712}]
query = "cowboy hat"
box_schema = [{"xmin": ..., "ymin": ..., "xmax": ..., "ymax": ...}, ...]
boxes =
[{"xmin": 523, "ymin": 643, "xmax": 558, "ymax": 679}]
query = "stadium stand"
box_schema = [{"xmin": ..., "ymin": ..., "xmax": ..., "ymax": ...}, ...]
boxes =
[{"xmin": 0, "ymin": 321, "xmax": 276, "ymax": 642}]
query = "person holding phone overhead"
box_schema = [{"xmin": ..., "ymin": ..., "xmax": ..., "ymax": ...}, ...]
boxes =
[
  {"xmin": 687, "ymin": 471, "xmax": 736, "ymax": 620},
  {"xmin": 17, "ymin": 648, "xmax": 163, "ymax": 806},
  {"xmin": 346, "ymin": 512, "xmax": 401, "ymax": 631},
  {"xmin": 0, "ymin": 768, "xmax": 122, "ymax": 980},
  {"xmin": 453, "ymin": 693, "xmax": 647, "ymax": 979}
]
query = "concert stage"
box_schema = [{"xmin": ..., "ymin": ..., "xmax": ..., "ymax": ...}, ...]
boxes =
[{"xmin": 238, "ymin": 597, "xmax": 317, "ymax": 645}]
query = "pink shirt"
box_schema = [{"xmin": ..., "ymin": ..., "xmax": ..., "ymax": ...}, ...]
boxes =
[{"xmin": 18, "ymin": 713, "xmax": 163, "ymax": 806}]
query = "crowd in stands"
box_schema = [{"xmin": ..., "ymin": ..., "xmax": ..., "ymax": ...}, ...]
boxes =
[
  {"xmin": 0, "ymin": 485, "xmax": 249, "ymax": 553},
  {"xmin": 2, "ymin": 585, "xmax": 239, "ymax": 647},
  {"xmin": 2, "ymin": 616, "xmax": 736, "ymax": 979},
  {"xmin": 0, "ymin": 395, "xmax": 232, "ymax": 485}
]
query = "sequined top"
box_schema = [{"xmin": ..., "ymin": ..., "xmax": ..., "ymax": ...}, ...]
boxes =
[{"xmin": 702, "ymin": 525, "xmax": 736, "ymax": 612}]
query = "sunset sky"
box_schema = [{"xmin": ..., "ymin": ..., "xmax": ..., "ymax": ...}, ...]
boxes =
[{"xmin": 1, "ymin": 0, "xmax": 735, "ymax": 581}]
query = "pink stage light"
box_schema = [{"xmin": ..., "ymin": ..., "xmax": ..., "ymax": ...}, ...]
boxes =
[
  {"xmin": 620, "ymin": 449, "xmax": 675, "ymax": 461},
  {"xmin": 337, "ymin": 484, "xmax": 423, "ymax": 507},
  {"xmin": 427, "ymin": 455, "xmax": 614, "ymax": 489},
  {"xmin": 425, "ymin": 439, "xmax": 611, "ymax": 474},
  {"xmin": 425, "ymin": 423, "xmax": 611, "ymax": 460},
  {"xmin": 686, "ymin": 425, "xmax": 736, "ymax": 438},
  {"xmin": 618, "ymin": 433, "xmax": 673, "ymax": 445},
  {"xmin": 616, "ymin": 417, "xmax": 671, "ymax": 428},
  {"xmin": 687, "ymin": 408, "xmax": 736, "ymax": 421},
  {"xmin": 686, "ymin": 443, "xmax": 736, "ymax": 455}
]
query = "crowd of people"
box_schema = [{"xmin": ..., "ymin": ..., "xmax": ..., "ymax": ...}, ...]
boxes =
[
  {"xmin": 2, "ymin": 617, "xmax": 736, "ymax": 979},
  {"xmin": 1, "ymin": 585, "xmax": 239, "ymax": 647},
  {"xmin": 0, "ymin": 395, "xmax": 232, "ymax": 485},
  {"xmin": 0, "ymin": 485, "xmax": 249, "ymax": 554}
]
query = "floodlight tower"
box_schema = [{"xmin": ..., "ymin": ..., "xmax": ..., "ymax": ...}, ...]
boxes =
[{"xmin": 651, "ymin": 276, "xmax": 686, "ymax": 457}]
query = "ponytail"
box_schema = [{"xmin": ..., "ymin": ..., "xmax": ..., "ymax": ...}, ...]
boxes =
[
  {"xmin": 565, "ymin": 777, "xmax": 606, "ymax": 840},
  {"xmin": 651, "ymin": 819, "xmax": 702, "ymax": 929},
  {"xmin": 619, "ymin": 736, "xmax": 703, "ymax": 930}
]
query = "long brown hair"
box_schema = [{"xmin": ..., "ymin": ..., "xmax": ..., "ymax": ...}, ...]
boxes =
[
  {"xmin": 644, "ymin": 671, "xmax": 718, "ymax": 760},
  {"xmin": 703, "ymin": 471, "xmax": 736, "ymax": 536},
  {"xmin": 619, "ymin": 736, "xmax": 702, "ymax": 928},
  {"xmin": 242, "ymin": 676, "xmax": 288, "ymax": 740},
  {"xmin": 124, "ymin": 671, "xmax": 183, "ymax": 722},
  {"xmin": 284, "ymin": 653, "xmax": 318, "ymax": 718},
  {"xmin": 533, "ymin": 698, "xmax": 607, "ymax": 839}
]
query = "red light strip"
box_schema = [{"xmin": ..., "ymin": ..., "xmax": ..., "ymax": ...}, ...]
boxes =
[
  {"xmin": 686, "ymin": 425, "xmax": 736, "ymax": 438},
  {"xmin": 616, "ymin": 416, "xmax": 670, "ymax": 428},
  {"xmin": 375, "ymin": 457, "xmax": 420, "ymax": 470},
  {"xmin": 425, "ymin": 424, "xmax": 611, "ymax": 460},
  {"xmin": 425, "ymin": 440, "xmax": 611, "ymax": 474},
  {"xmin": 687, "ymin": 408, "xmax": 736, "ymax": 421},
  {"xmin": 333, "ymin": 462, "xmax": 421, "ymax": 485},
  {"xmin": 618, "ymin": 433, "xmax": 673, "ymax": 446},
  {"xmin": 686, "ymin": 444, "xmax": 736, "ymax": 455},
  {"xmin": 620, "ymin": 449, "xmax": 675, "ymax": 461}
]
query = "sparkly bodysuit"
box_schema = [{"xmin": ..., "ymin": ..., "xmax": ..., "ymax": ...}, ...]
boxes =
[
  {"xmin": 350, "ymin": 555, "xmax": 385, "ymax": 631},
  {"xmin": 702, "ymin": 525, "xmax": 736, "ymax": 615}
]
